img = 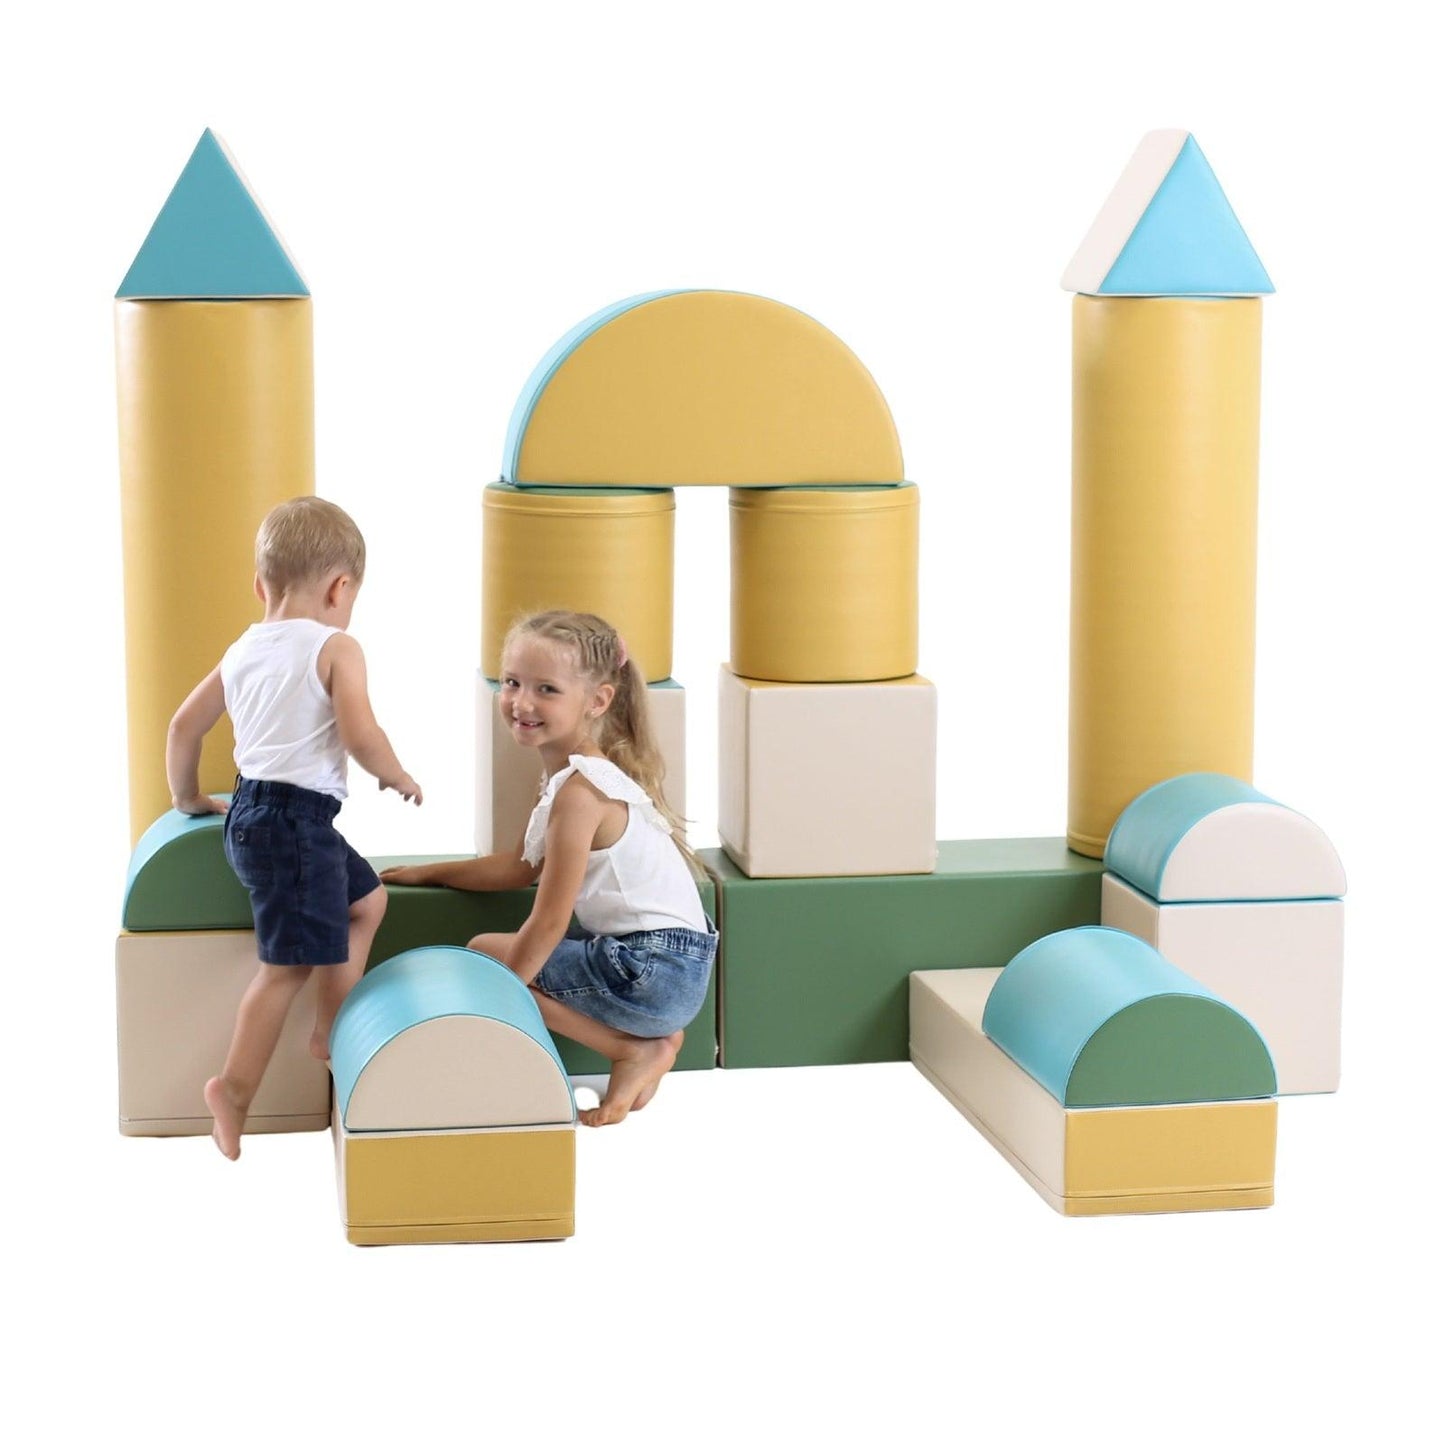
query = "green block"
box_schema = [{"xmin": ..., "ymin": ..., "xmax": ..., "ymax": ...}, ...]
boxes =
[
  {"xmin": 701, "ymin": 840, "xmax": 1103, "ymax": 1068},
  {"xmin": 123, "ymin": 803, "xmax": 251, "ymax": 931},
  {"xmin": 370, "ymin": 858, "xmax": 717, "ymax": 1074}
]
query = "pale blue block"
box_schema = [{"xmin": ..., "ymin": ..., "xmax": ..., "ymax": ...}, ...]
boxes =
[
  {"xmin": 117, "ymin": 130, "xmax": 309, "ymax": 298},
  {"xmin": 1101, "ymin": 136, "xmax": 1274, "ymax": 296},
  {"xmin": 330, "ymin": 946, "xmax": 573, "ymax": 1124}
]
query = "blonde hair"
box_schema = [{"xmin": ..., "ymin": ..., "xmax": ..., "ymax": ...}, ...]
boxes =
[
  {"xmin": 255, "ymin": 497, "xmax": 366, "ymax": 592},
  {"xmin": 503, "ymin": 610, "xmax": 701, "ymax": 875}
]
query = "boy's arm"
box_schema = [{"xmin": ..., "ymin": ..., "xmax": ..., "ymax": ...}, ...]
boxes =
[
  {"xmin": 322, "ymin": 633, "xmax": 422, "ymax": 804},
  {"xmin": 379, "ymin": 822, "xmax": 539, "ymax": 890},
  {"xmin": 166, "ymin": 667, "xmax": 229, "ymax": 816}
]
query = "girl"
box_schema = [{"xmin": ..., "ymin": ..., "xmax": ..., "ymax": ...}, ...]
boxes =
[{"xmin": 380, "ymin": 611, "xmax": 715, "ymax": 1126}]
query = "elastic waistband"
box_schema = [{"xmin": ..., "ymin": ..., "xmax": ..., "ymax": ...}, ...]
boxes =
[
  {"xmin": 630, "ymin": 926, "xmax": 717, "ymax": 955},
  {"xmin": 233, "ymin": 775, "xmax": 341, "ymax": 822}
]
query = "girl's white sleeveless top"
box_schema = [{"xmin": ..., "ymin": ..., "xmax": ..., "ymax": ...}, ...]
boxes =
[
  {"xmin": 524, "ymin": 755, "xmax": 706, "ymax": 936},
  {"xmin": 220, "ymin": 619, "xmax": 349, "ymax": 800}
]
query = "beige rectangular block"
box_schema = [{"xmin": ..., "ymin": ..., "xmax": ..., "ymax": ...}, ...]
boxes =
[
  {"xmin": 718, "ymin": 668, "xmax": 936, "ymax": 877},
  {"xmin": 476, "ymin": 672, "xmax": 687, "ymax": 854},
  {"xmin": 1101, "ymin": 873, "xmax": 1343, "ymax": 1095},
  {"xmin": 116, "ymin": 930, "xmax": 330, "ymax": 1136}
]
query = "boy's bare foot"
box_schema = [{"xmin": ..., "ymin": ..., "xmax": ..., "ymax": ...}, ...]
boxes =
[
  {"xmin": 204, "ymin": 1075, "xmax": 247, "ymax": 1160},
  {"xmin": 309, "ymin": 1028, "xmax": 331, "ymax": 1063},
  {"xmin": 580, "ymin": 1033, "xmax": 682, "ymax": 1126}
]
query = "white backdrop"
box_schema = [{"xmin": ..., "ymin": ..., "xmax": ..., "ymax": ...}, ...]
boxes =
[{"xmin": 4, "ymin": 2, "xmax": 1438, "ymax": 1438}]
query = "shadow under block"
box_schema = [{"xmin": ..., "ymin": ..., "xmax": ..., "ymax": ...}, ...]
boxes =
[
  {"xmin": 718, "ymin": 669, "xmax": 936, "ymax": 878},
  {"xmin": 910, "ymin": 970, "xmax": 1276, "ymax": 1215},
  {"xmin": 368, "ymin": 863, "xmax": 718, "ymax": 1075},
  {"xmin": 115, "ymin": 930, "xmax": 329, "ymax": 1136},
  {"xmin": 701, "ymin": 841, "xmax": 1103, "ymax": 1067},
  {"xmin": 475, "ymin": 673, "xmax": 686, "ymax": 856},
  {"xmin": 334, "ymin": 1110, "xmax": 575, "ymax": 1245},
  {"xmin": 1102, "ymin": 875, "xmax": 1343, "ymax": 1095}
]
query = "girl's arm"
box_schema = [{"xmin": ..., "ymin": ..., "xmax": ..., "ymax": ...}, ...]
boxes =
[
  {"xmin": 166, "ymin": 666, "xmax": 229, "ymax": 816},
  {"xmin": 379, "ymin": 821, "xmax": 540, "ymax": 890}
]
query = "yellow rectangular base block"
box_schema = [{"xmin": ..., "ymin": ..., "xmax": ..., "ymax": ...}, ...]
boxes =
[
  {"xmin": 719, "ymin": 668, "xmax": 936, "ymax": 877},
  {"xmin": 116, "ymin": 930, "xmax": 330, "ymax": 1136},
  {"xmin": 475, "ymin": 672, "xmax": 687, "ymax": 854},
  {"xmin": 910, "ymin": 969, "xmax": 1276, "ymax": 1215},
  {"xmin": 335, "ymin": 1111, "xmax": 576, "ymax": 1246}
]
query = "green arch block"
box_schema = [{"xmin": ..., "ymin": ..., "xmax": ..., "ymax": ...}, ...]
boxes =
[{"xmin": 123, "ymin": 802, "xmax": 251, "ymax": 931}]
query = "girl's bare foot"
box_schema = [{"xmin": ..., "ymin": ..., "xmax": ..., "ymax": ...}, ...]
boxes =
[
  {"xmin": 203, "ymin": 1075, "xmax": 248, "ymax": 1160},
  {"xmin": 581, "ymin": 1033, "xmax": 682, "ymax": 1126}
]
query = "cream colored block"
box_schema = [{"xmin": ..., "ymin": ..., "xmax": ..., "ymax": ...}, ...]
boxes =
[
  {"xmin": 1101, "ymin": 873, "xmax": 1343, "ymax": 1095},
  {"xmin": 718, "ymin": 668, "xmax": 936, "ymax": 877},
  {"xmin": 475, "ymin": 672, "xmax": 687, "ymax": 854},
  {"xmin": 115, "ymin": 930, "xmax": 329, "ymax": 1136}
]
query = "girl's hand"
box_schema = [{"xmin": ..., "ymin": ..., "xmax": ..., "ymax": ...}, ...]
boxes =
[
  {"xmin": 379, "ymin": 864, "xmax": 430, "ymax": 887},
  {"xmin": 174, "ymin": 794, "xmax": 229, "ymax": 817}
]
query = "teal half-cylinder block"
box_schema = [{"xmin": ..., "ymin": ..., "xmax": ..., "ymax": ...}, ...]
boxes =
[
  {"xmin": 116, "ymin": 129, "xmax": 309, "ymax": 298},
  {"xmin": 501, "ymin": 291, "xmax": 685, "ymax": 481},
  {"xmin": 1104, "ymin": 774, "xmax": 1273, "ymax": 899},
  {"xmin": 1101, "ymin": 135, "xmax": 1274, "ymax": 296},
  {"xmin": 702, "ymin": 840, "xmax": 1104, "ymax": 1069},
  {"xmin": 981, "ymin": 926, "xmax": 1277, "ymax": 1107},
  {"xmin": 330, "ymin": 946, "xmax": 573, "ymax": 1124},
  {"xmin": 123, "ymin": 800, "xmax": 252, "ymax": 931}
]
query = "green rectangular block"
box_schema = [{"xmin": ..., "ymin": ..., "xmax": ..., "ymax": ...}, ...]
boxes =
[
  {"xmin": 370, "ymin": 858, "xmax": 717, "ymax": 1074},
  {"xmin": 701, "ymin": 840, "xmax": 1103, "ymax": 1069}
]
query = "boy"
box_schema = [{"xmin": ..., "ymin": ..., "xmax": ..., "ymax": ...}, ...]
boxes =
[{"xmin": 166, "ymin": 497, "xmax": 421, "ymax": 1160}]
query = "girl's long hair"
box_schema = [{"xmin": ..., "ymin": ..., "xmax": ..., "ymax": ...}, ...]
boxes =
[{"xmin": 502, "ymin": 610, "xmax": 701, "ymax": 875}]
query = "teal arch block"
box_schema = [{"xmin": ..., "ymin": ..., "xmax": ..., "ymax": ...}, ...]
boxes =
[
  {"xmin": 501, "ymin": 291, "xmax": 687, "ymax": 482},
  {"xmin": 331, "ymin": 946, "xmax": 574, "ymax": 1125},
  {"xmin": 1104, "ymin": 773, "xmax": 1273, "ymax": 900},
  {"xmin": 116, "ymin": 129, "xmax": 309, "ymax": 299},
  {"xmin": 1101, "ymin": 135, "xmax": 1273, "ymax": 296},
  {"xmin": 982, "ymin": 926, "xmax": 1276, "ymax": 1106},
  {"xmin": 123, "ymin": 801, "xmax": 251, "ymax": 931}
]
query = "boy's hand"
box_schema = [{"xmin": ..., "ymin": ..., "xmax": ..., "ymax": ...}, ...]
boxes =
[
  {"xmin": 174, "ymin": 794, "xmax": 229, "ymax": 817},
  {"xmin": 381, "ymin": 773, "xmax": 423, "ymax": 805}
]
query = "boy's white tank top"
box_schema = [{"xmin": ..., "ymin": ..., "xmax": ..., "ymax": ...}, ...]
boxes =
[
  {"xmin": 221, "ymin": 619, "xmax": 349, "ymax": 800},
  {"xmin": 524, "ymin": 755, "xmax": 706, "ymax": 936}
]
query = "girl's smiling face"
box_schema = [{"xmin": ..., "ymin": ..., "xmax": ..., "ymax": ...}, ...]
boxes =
[{"xmin": 498, "ymin": 636, "xmax": 611, "ymax": 751}]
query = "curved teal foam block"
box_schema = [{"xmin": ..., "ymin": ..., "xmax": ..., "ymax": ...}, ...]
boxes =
[
  {"xmin": 500, "ymin": 290, "xmax": 686, "ymax": 481},
  {"xmin": 330, "ymin": 946, "xmax": 573, "ymax": 1124},
  {"xmin": 982, "ymin": 926, "xmax": 1276, "ymax": 1107},
  {"xmin": 1101, "ymin": 135, "xmax": 1273, "ymax": 296},
  {"xmin": 123, "ymin": 800, "xmax": 252, "ymax": 931},
  {"xmin": 116, "ymin": 129, "xmax": 309, "ymax": 299}
]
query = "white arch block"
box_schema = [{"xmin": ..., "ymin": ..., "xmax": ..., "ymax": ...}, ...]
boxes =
[{"xmin": 1159, "ymin": 803, "xmax": 1346, "ymax": 902}]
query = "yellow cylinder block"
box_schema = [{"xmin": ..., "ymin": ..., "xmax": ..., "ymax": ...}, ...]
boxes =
[
  {"xmin": 730, "ymin": 484, "xmax": 919, "ymax": 682},
  {"xmin": 1069, "ymin": 296, "xmax": 1261, "ymax": 858},
  {"xmin": 482, "ymin": 484, "xmax": 675, "ymax": 682},
  {"xmin": 116, "ymin": 299, "xmax": 315, "ymax": 843}
]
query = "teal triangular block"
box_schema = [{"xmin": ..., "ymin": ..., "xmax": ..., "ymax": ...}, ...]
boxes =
[
  {"xmin": 1101, "ymin": 136, "xmax": 1272, "ymax": 296},
  {"xmin": 116, "ymin": 130, "xmax": 308, "ymax": 299}
]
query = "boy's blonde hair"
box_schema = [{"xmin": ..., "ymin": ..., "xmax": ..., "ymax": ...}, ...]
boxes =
[
  {"xmin": 256, "ymin": 497, "xmax": 366, "ymax": 591},
  {"xmin": 503, "ymin": 610, "xmax": 701, "ymax": 875}
]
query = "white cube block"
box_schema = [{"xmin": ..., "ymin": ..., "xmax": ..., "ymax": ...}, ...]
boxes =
[
  {"xmin": 1101, "ymin": 873, "xmax": 1343, "ymax": 1095},
  {"xmin": 718, "ymin": 667, "xmax": 936, "ymax": 877},
  {"xmin": 476, "ymin": 672, "xmax": 688, "ymax": 855}
]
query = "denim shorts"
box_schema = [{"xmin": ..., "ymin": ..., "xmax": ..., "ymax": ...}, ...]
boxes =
[
  {"xmin": 532, "ymin": 924, "xmax": 717, "ymax": 1038},
  {"xmin": 224, "ymin": 777, "xmax": 381, "ymax": 966}
]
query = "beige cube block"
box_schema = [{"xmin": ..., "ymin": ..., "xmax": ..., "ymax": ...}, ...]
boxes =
[
  {"xmin": 718, "ymin": 667, "xmax": 936, "ymax": 877},
  {"xmin": 115, "ymin": 930, "xmax": 330, "ymax": 1136},
  {"xmin": 1101, "ymin": 873, "xmax": 1343, "ymax": 1095},
  {"xmin": 475, "ymin": 672, "xmax": 687, "ymax": 854}
]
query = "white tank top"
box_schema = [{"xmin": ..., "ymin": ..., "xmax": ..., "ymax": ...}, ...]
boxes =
[
  {"xmin": 523, "ymin": 755, "xmax": 706, "ymax": 936},
  {"xmin": 220, "ymin": 619, "xmax": 349, "ymax": 800}
]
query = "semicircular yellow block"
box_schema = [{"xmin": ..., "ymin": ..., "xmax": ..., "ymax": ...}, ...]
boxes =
[
  {"xmin": 511, "ymin": 291, "xmax": 904, "ymax": 486},
  {"xmin": 730, "ymin": 485, "xmax": 919, "ymax": 682},
  {"xmin": 482, "ymin": 484, "xmax": 675, "ymax": 681}
]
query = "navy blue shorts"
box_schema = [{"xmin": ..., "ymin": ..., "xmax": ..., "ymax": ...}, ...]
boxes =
[{"xmin": 224, "ymin": 777, "xmax": 381, "ymax": 966}]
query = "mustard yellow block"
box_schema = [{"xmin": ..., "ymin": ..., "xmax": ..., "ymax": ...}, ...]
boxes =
[
  {"xmin": 730, "ymin": 485, "xmax": 918, "ymax": 682},
  {"xmin": 1069, "ymin": 296, "xmax": 1260, "ymax": 857},
  {"xmin": 482, "ymin": 484, "xmax": 674, "ymax": 682},
  {"xmin": 115, "ymin": 299, "xmax": 314, "ymax": 842},
  {"xmin": 334, "ymin": 1114, "xmax": 575, "ymax": 1245},
  {"xmin": 514, "ymin": 291, "xmax": 903, "ymax": 487}
]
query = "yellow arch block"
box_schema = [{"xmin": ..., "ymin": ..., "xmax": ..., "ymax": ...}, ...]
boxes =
[
  {"xmin": 116, "ymin": 299, "xmax": 314, "ymax": 841},
  {"xmin": 509, "ymin": 291, "xmax": 904, "ymax": 486},
  {"xmin": 1069, "ymin": 296, "xmax": 1260, "ymax": 858}
]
